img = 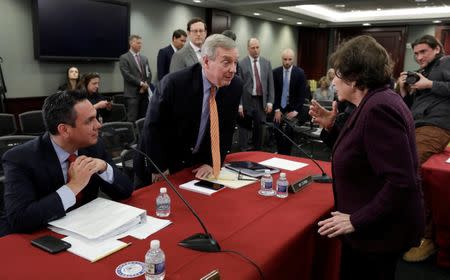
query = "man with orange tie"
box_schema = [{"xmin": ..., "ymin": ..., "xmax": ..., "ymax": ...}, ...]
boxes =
[
  {"xmin": 135, "ymin": 34, "xmax": 243, "ymax": 186},
  {"xmin": 0, "ymin": 91, "xmax": 133, "ymax": 236}
]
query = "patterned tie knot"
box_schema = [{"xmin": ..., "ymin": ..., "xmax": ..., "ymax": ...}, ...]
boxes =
[
  {"xmin": 254, "ymin": 59, "xmax": 257, "ymax": 63},
  {"xmin": 67, "ymin": 154, "xmax": 77, "ymax": 163}
]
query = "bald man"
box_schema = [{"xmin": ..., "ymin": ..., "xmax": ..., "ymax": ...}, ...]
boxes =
[
  {"xmin": 238, "ymin": 38, "xmax": 274, "ymax": 151},
  {"xmin": 272, "ymin": 48, "xmax": 308, "ymax": 155}
]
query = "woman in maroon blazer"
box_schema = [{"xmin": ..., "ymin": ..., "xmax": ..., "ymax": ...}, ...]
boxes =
[{"xmin": 311, "ymin": 35, "xmax": 425, "ymax": 280}]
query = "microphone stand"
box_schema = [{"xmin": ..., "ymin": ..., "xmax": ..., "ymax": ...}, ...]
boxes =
[
  {"xmin": 269, "ymin": 119, "xmax": 332, "ymax": 183},
  {"xmin": 127, "ymin": 145, "xmax": 221, "ymax": 252}
]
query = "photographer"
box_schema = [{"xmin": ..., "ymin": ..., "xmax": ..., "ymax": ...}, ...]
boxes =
[{"xmin": 397, "ymin": 34, "xmax": 450, "ymax": 262}]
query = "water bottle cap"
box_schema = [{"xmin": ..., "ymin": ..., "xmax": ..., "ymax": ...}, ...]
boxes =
[
  {"xmin": 160, "ymin": 187, "xmax": 167, "ymax": 193},
  {"xmin": 150, "ymin": 240, "xmax": 160, "ymax": 249},
  {"xmin": 280, "ymin": 173, "xmax": 286, "ymax": 178},
  {"xmin": 264, "ymin": 169, "xmax": 270, "ymax": 174}
]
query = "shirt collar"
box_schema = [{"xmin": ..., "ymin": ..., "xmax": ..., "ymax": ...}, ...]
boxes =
[
  {"xmin": 201, "ymin": 69, "xmax": 215, "ymax": 93},
  {"xmin": 284, "ymin": 65, "xmax": 293, "ymax": 72},
  {"xmin": 129, "ymin": 49, "xmax": 139, "ymax": 56},
  {"xmin": 249, "ymin": 56, "xmax": 259, "ymax": 63},
  {"xmin": 50, "ymin": 136, "xmax": 78, "ymax": 165},
  {"xmin": 170, "ymin": 43, "xmax": 177, "ymax": 53},
  {"xmin": 190, "ymin": 41, "xmax": 201, "ymax": 53}
]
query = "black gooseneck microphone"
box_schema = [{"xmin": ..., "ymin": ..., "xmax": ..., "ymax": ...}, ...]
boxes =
[
  {"xmin": 125, "ymin": 144, "xmax": 221, "ymax": 252},
  {"xmin": 265, "ymin": 120, "xmax": 332, "ymax": 183}
]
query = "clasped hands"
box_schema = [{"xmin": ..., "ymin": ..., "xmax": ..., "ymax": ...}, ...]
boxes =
[{"xmin": 66, "ymin": 156, "xmax": 107, "ymax": 195}]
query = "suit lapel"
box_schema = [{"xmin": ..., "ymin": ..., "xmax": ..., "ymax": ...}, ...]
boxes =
[
  {"xmin": 188, "ymin": 44, "xmax": 199, "ymax": 65},
  {"xmin": 128, "ymin": 52, "xmax": 142, "ymax": 73},
  {"xmin": 41, "ymin": 133, "xmax": 65, "ymax": 190}
]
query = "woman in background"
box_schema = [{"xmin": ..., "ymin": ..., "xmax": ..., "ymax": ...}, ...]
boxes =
[
  {"xmin": 312, "ymin": 35, "xmax": 424, "ymax": 280},
  {"xmin": 312, "ymin": 76, "xmax": 334, "ymax": 101},
  {"xmin": 77, "ymin": 72, "xmax": 111, "ymax": 120},
  {"xmin": 57, "ymin": 66, "xmax": 80, "ymax": 92}
]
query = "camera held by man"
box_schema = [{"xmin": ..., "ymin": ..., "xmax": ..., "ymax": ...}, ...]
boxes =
[{"xmin": 405, "ymin": 71, "xmax": 420, "ymax": 85}]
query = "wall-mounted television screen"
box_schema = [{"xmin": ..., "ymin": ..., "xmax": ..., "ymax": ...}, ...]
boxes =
[{"xmin": 33, "ymin": 0, "xmax": 130, "ymax": 61}]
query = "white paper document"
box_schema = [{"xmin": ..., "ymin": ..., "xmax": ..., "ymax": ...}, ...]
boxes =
[
  {"xmin": 123, "ymin": 215, "xmax": 172, "ymax": 240},
  {"xmin": 203, "ymin": 168, "xmax": 257, "ymax": 189},
  {"xmin": 62, "ymin": 236, "xmax": 129, "ymax": 262},
  {"xmin": 49, "ymin": 197, "xmax": 146, "ymax": 240},
  {"xmin": 446, "ymin": 157, "xmax": 450, "ymax": 163},
  {"xmin": 259, "ymin": 157, "xmax": 308, "ymax": 171}
]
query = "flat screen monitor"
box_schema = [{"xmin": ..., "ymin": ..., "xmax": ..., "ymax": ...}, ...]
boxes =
[{"xmin": 33, "ymin": 0, "xmax": 130, "ymax": 61}]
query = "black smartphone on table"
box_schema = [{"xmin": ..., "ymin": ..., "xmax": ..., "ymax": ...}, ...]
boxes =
[
  {"xmin": 31, "ymin": 235, "xmax": 71, "ymax": 254},
  {"xmin": 194, "ymin": 180, "xmax": 225, "ymax": 191}
]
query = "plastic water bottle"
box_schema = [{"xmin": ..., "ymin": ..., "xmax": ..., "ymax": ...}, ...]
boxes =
[
  {"xmin": 276, "ymin": 173, "xmax": 289, "ymax": 198},
  {"xmin": 156, "ymin": 187, "xmax": 170, "ymax": 217},
  {"xmin": 258, "ymin": 170, "xmax": 275, "ymax": 196},
  {"xmin": 145, "ymin": 240, "xmax": 166, "ymax": 280}
]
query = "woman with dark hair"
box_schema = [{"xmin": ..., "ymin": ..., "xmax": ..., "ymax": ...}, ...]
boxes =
[
  {"xmin": 311, "ymin": 35, "xmax": 425, "ymax": 280},
  {"xmin": 77, "ymin": 72, "xmax": 111, "ymax": 120},
  {"xmin": 57, "ymin": 66, "xmax": 80, "ymax": 92}
]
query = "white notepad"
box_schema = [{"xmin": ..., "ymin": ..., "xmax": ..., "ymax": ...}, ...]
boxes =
[
  {"xmin": 179, "ymin": 180, "xmax": 220, "ymax": 196},
  {"xmin": 259, "ymin": 157, "xmax": 308, "ymax": 171}
]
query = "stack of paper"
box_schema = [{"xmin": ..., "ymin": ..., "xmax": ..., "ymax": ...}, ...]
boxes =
[
  {"xmin": 258, "ymin": 157, "xmax": 308, "ymax": 171},
  {"xmin": 49, "ymin": 198, "xmax": 172, "ymax": 262}
]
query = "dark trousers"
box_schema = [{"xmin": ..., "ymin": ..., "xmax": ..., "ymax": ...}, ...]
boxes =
[
  {"xmin": 126, "ymin": 94, "xmax": 149, "ymax": 122},
  {"xmin": 340, "ymin": 242, "xmax": 400, "ymax": 280},
  {"xmin": 239, "ymin": 96, "xmax": 265, "ymax": 150},
  {"xmin": 274, "ymin": 120, "xmax": 295, "ymax": 155}
]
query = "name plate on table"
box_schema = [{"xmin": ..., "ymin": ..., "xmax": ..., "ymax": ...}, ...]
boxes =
[{"xmin": 289, "ymin": 176, "xmax": 313, "ymax": 193}]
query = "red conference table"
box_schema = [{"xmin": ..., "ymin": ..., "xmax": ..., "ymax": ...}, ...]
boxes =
[
  {"xmin": 0, "ymin": 152, "xmax": 340, "ymax": 279},
  {"xmin": 422, "ymin": 147, "xmax": 450, "ymax": 268}
]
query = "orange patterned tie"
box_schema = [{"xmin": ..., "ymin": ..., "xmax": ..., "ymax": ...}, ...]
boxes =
[{"xmin": 209, "ymin": 86, "xmax": 221, "ymax": 178}]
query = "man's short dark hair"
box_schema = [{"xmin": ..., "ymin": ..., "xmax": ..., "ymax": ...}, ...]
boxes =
[
  {"xmin": 222, "ymin": 30, "xmax": 236, "ymax": 41},
  {"xmin": 43, "ymin": 91, "xmax": 87, "ymax": 135},
  {"xmin": 412, "ymin": 35, "xmax": 444, "ymax": 55},
  {"xmin": 172, "ymin": 29, "xmax": 187, "ymax": 39},
  {"xmin": 187, "ymin": 17, "xmax": 206, "ymax": 32}
]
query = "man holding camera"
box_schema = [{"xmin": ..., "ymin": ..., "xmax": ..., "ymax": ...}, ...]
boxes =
[{"xmin": 397, "ymin": 34, "xmax": 450, "ymax": 262}]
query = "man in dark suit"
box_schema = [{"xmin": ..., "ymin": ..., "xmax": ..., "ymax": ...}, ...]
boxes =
[
  {"xmin": 157, "ymin": 29, "xmax": 187, "ymax": 81},
  {"xmin": 119, "ymin": 34, "xmax": 153, "ymax": 121},
  {"xmin": 169, "ymin": 18, "xmax": 207, "ymax": 73},
  {"xmin": 273, "ymin": 48, "xmax": 308, "ymax": 155},
  {"xmin": 238, "ymin": 38, "xmax": 274, "ymax": 151},
  {"xmin": 135, "ymin": 34, "xmax": 242, "ymax": 186},
  {"xmin": 0, "ymin": 91, "xmax": 133, "ymax": 236}
]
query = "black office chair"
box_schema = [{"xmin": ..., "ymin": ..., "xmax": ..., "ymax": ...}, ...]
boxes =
[
  {"xmin": 135, "ymin": 118, "xmax": 145, "ymax": 140},
  {"xmin": 102, "ymin": 104, "xmax": 127, "ymax": 123},
  {"xmin": 0, "ymin": 135, "xmax": 36, "ymax": 214},
  {"xmin": 18, "ymin": 110, "xmax": 46, "ymax": 135},
  {"xmin": 120, "ymin": 148, "xmax": 135, "ymax": 181},
  {"xmin": 112, "ymin": 94, "xmax": 126, "ymax": 106},
  {"xmin": 100, "ymin": 122, "xmax": 136, "ymax": 161},
  {"xmin": 0, "ymin": 113, "xmax": 17, "ymax": 136}
]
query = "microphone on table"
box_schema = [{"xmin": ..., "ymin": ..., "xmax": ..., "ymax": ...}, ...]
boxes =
[
  {"xmin": 124, "ymin": 144, "xmax": 221, "ymax": 252},
  {"xmin": 264, "ymin": 120, "xmax": 332, "ymax": 183}
]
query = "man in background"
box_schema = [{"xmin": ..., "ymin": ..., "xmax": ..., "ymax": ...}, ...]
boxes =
[
  {"xmin": 135, "ymin": 34, "xmax": 242, "ymax": 186},
  {"xmin": 0, "ymin": 91, "xmax": 133, "ymax": 236},
  {"xmin": 272, "ymin": 48, "xmax": 308, "ymax": 155},
  {"xmin": 157, "ymin": 29, "xmax": 187, "ymax": 81},
  {"xmin": 238, "ymin": 38, "xmax": 274, "ymax": 151},
  {"xmin": 169, "ymin": 18, "xmax": 207, "ymax": 73},
  {"xmin": 397, "ymin": 34, "xmax": 450, "ymax": 262},
  {"xmin": 119, "ymin": 34, "xmax": 152, "ymax": 121}
]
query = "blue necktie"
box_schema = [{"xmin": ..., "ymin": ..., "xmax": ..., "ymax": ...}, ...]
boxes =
[{"xmin": 281, "ymin": 70, "xmax": 289, "ymax": 109}]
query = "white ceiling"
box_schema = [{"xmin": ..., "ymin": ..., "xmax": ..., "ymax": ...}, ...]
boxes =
[{"xmin": 169, "ymin": 0, "xmax": 450, "ymax": 27}]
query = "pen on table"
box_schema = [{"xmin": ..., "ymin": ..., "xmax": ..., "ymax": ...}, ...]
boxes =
[
  {"xmin": 215, "ymin": 177, "xmax": 258, "ymax": 182},
  {"xmin": 91, "ymin": 242, "xmax": 132, "ymax": 263}
]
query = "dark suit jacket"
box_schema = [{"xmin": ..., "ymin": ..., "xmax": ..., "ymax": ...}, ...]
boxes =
[
  {"xmin": 135, "ymin": 63, "xmax": 243, "ymax": 184},
  {"xmin": 157, "ymin": 45, "xmax": 175, "ymax": 81},
  {"xmin": 273, "ymin": 65, "xmax": 307, "ymax": 113},
  {"xmin": 119, "ymin": 51, "xmax": 152, "ymax": 98},
  {"xmin": 0, "ymin": 133, "xmax": 133, "ymax": 236},
  {"xmin": 331, "ymin": 87, "xmax": 424, "ymax": 253}
]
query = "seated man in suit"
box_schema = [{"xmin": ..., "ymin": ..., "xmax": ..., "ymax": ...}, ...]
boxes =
[
  {"xmin": 0, "ymin": 91, "xmax": 134, "ymax": 236},
  {"xmin": 273, "ymin": 48, "xmax": 308, "ymax": 155},
  {"xmin": 135, "ymin": 34, "xmax": 243, "ymax": 186},
  {"xmin": 157, "ymin": 29, "xmax": 187, "ymax": 81}
]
